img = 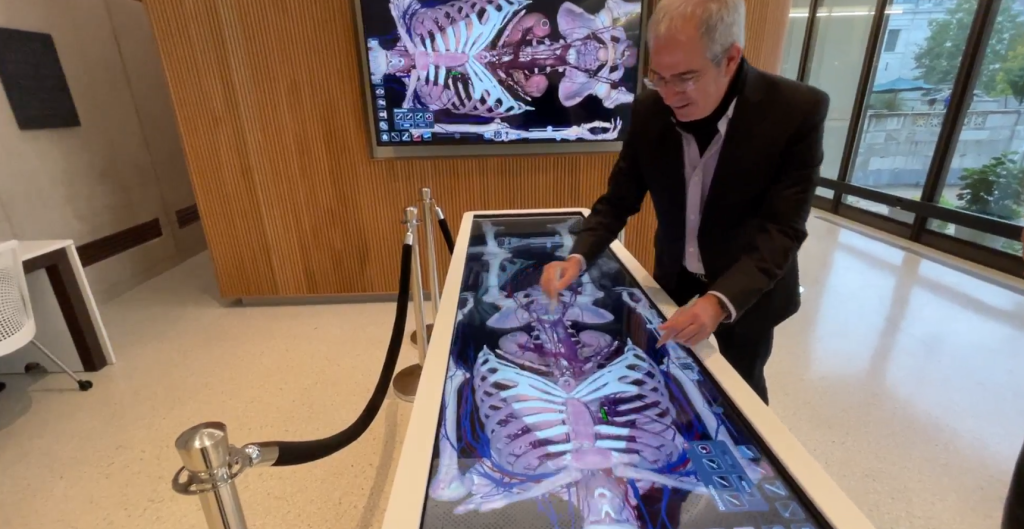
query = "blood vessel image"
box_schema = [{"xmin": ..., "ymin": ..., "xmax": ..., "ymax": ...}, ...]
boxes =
[
  {"xmin": 363, "ymin": 0, "xmax": 641, "ymax": 142},
  {"xmin": 421, "ymin": 215, "xmax": 819, "ymax": 529}
]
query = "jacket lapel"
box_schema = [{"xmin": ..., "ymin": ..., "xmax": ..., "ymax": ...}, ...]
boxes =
[
  {"xmin": 702, "ymin": 67, "xmax": 769, "ymax": 232},
  {"xmin": 652, "ymin": 101, "xmax": 686, "ymax": 206}
]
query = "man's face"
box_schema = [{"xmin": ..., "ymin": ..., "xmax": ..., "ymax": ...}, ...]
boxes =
[{"xmin": 648, "ymin": 22, "xmax": 742, "ymax": 122}]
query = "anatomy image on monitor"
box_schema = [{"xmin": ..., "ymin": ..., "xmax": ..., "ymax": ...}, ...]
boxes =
[
  {"xmin": 421, "ymin": 215, "xmax": 823, "ymax": 529},
  {"xmin": 362, "ymin": 0, "xmax": 641, "ymax": 144}
]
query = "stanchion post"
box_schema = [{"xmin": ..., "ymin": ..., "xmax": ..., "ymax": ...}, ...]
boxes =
[
  {"xmin": 420, "ymin": 188, "xmax": 441, "ymax": 317},
  {"xmin": 172, "ymin": 422, "xmax": 249, "ymax": 529},
  {"xmin": 392, "ymin": 206, "xmax": 429, "ymax": 402}
]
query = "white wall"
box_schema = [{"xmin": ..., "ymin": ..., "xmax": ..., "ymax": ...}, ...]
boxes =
[
  {"xmin": 0, "ymin": 0, "xmax": 204, "ymax": 304},
  {"xmin": 0, "ymin": 0, "xmax": 204, "ymax": 373}
]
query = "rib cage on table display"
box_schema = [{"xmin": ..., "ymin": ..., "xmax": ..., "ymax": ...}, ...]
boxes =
[{"xmin": 384, "ymin": 209, "xmax": 876, "ymax": 529}]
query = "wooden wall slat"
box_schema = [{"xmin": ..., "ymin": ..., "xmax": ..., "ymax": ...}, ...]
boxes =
[{"xmin": 144, "ymin": 0, "xmax": 787, "ymax": 298}]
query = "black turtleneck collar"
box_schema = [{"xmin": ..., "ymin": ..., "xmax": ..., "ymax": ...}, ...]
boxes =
[{"xmin": 674, "ymin": 57, "xmax": 748, "ymax": 155}]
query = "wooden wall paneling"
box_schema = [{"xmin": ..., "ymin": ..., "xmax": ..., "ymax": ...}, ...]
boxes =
[
  {"xmin": 744, "ymin": 0, "xmax": 791, "ymax": 74},
  {"xmin": 144, "ymin": 0, "xmax": 782, "ymax": 298},
  {"xmin": 145, "ymin": 0, "xmax": 277, "ymax": 297}
]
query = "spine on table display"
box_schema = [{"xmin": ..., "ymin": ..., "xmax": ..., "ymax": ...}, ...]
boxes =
[
  {"xmin": 435, "ymin": 206, "xmax": 455, "ymax": 255},
  {"xmin": 261, "ymin": 240, "xmax": 412, "ymax": 467}
]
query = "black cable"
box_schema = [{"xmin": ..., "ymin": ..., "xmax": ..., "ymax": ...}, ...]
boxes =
[
  {"xmin": 437, "ymin": 216, "xmax": 455, "ymax": 255},
  {"xmin": 262, "ymin": 242, "xmax": 412, "ymax": 467}
]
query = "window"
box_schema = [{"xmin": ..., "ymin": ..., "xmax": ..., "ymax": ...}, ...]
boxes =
[
  {"xmin": 781, "ymin": 0, "xmax": 812, "ymax": 80},
  {"xmin": 883, "ymin": 29, "xmax": 900, "ymax": 52},
  {"xmin": 788, "ymin": 0, "xmax": 1024, "ymax": 275},
  {"xmin": 845, "ymin": 0, "xmax": 979, "ymax": 223},
  {"xmin": 804, "ymin": 0, "xmax": 884, "ymax": 181},
  {"xmin": 930, "ymin": 2, "xmax": 1024, "ymax": 255}
]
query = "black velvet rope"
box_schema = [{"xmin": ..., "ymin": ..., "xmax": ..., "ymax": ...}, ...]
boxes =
[
  {"xmin": 264, "ymin": 242, "xmax": 412, "ymax": 467},
  {"xmin": 437, "ymin": 217, "xmax": 455, "ymax": 255}
]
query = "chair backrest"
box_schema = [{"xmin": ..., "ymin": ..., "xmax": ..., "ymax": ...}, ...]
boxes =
[{"xmin": 0, "ymin": 240, "xmax": 35, "ymax": 355}]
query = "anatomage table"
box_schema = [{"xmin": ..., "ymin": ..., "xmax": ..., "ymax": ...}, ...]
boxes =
[{"xmin": 381, "ymin": 210, "xmax": 876, "ymax": 529}]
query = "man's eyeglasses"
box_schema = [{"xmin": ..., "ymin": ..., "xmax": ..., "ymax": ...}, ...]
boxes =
[
  {"xmin": 643, "ymin": 72, "xmax": 704, "ymax": 92},
  {"xmin": 644, "ymin": 55, "xmax": 726, "ymax": 92}
]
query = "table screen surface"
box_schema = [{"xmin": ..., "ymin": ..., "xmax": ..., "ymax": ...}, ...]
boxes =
[{"xmin": 419, "ymin": 213, "xmax": 827, "ymax": 529}]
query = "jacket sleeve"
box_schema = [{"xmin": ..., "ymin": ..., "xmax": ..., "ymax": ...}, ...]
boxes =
[
  {"xmin": 708, "ymin": 91, "xmax": 830, "ymax": 318},
  {"xmin": 570, "ymin": 107, "xmax": 649, "ymax": 265}
]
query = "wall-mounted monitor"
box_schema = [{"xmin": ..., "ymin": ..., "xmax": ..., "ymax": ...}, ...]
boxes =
[{"xmin": 354, "ymin": 0, "xmax": 648, "ymax": 158}]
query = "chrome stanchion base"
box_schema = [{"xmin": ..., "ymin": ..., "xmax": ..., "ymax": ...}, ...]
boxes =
[
  {"xmin": 409, "ymin": 323, "xmax": 434, "ymax": 346},
  {"xmin": 392, "ymin": 364, "xmax": 422, "ymax": 403}
]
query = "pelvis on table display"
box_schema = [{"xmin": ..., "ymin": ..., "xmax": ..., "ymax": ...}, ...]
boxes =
[{"xmin": 424, "ymin": 218, "xmax": 767, "ymax": 529}]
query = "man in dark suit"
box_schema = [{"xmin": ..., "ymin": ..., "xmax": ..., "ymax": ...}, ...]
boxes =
[{"xmin": 541, "ymin": 0, "xmax": 829, "ymax": 404}]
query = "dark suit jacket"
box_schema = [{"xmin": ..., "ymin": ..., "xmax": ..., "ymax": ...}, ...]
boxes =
[{"xmin": 572, "ymin": 65, "xmax": 830, "ymax": 330}]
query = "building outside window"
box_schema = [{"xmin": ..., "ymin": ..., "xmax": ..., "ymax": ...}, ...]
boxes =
[
  {"xmin": 786, "ymin": 0, "xmax": 1024, "ymax": 272},
  {"xmin": 837, "ymin": 0, "xmax": 1023, "ymax": 257}
]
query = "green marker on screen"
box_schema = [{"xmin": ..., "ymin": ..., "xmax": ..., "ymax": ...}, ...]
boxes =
[{"xmin": 600, "ymin": 408, "xmax": 609, "ymax": 422}]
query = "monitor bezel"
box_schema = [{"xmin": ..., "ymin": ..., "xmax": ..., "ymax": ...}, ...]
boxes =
[{"xmin": 351, "ymin": 0, "xmax": 651, "ymax": 159}]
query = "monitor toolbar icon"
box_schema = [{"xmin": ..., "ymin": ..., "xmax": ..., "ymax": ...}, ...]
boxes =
[
  {"xmin": 712, "ymin": 475, "xmax": 734, "ymax": 489},
  {"xmin": 377, "ymin": 110, "xmax": 387, "ymax": 119},
  {"xmin": 390, "ymin": 132, "xmax": 401, "ymax": 142},
  {"xmin": 380, "ymin": 132, "xmax": 389, "ymax": 142},
  {"xmin": 401, "ymin": 132, "xmax": 412, "ymax": 142},
  {"xmin": 412, "ymin": 132, "xmax": 422, "ymax": 142},
  {"xmin": 703, "ymin": 458, "xmax": 723, "ymax": 471},
  {"xmin": 422, "ymin": 131, "xmax": 432, "ymax": 141},
  {"xmin": 378, "ymin": 121, "xmax": 388, "ymax": 131},
  {"xmin": 775, "ymin": 501, "xmax": 804, "ymax": 519},
  {"xmin": 762, "ymin": 480, "xmax": 788, "ymax": 498},
  {"xmin": 737, "ymin": 445, "xmax": 760, "ymax": 460},
  {"xmin": 376, "ymin": 99, "xmax": 386, "ymax": 108},
  {"xmin": 374, "ymin": 87, "xmax": 385, "ymax": 96}
]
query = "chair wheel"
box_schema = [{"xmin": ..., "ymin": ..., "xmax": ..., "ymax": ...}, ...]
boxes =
[
  {"xmin": 24, "ymin": 362, "xmax": 44, "ymax": 374},
  {"xmin": 78, "ymin": 380, "xmax": 93, "ymax": 391}
]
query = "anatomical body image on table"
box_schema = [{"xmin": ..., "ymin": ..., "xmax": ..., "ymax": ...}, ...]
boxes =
[
  {"xmin": 420, "ymin": 214, "xmax": 826, "ymax": 529},
  {"xmin": 361, "ymin": 0, "xmax": 642, "ymax": 144}
]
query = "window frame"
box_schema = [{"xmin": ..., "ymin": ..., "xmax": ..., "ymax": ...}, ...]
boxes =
[{"xmin": 791, "ymin": 0, "xmax": 1024, "ymax": 278}]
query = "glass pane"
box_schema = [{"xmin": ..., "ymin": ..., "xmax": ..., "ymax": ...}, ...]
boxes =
[
  {"xmin": 848, "ymin": 0, "xmax": 981, "ymax": 204},
  {"xmin": 781, "ymin": 0, "xmax": 812, "ymax": 80},
  {"xmin": 805, "ymin": 0, "xmax": 885, "ymax": 179},
  {"xmin": 816, "ymin": 186, "xmax": 835, "ymax": 198},
  {"xmin": 927, "ymin": 219, "xmax": 1024, "ymax": 255},
  {"xmin": 933, "ymin": 2, "xmax": 1024, "ymax": 246},
  {"xmin": 843, "ymin": 195, "xmax": 916, "ymax": 223}
]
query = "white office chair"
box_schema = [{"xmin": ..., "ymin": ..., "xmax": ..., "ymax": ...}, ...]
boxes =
[{"xmin": 0, "ymin": 240, "xmax": 93, "ymax": 393}]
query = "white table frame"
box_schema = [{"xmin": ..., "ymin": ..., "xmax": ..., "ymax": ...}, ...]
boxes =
[
  {"xmin": 17, "ymin": 240, "xmax": 114, "ymax": 371},
  {"xmin": 381, "ymin": 209, "xmax": 874, "ymax": 529}
]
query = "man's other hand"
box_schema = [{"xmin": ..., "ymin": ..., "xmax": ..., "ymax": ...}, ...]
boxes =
[
  {"xmin": 657, "ymin": 295, "xmax": 727, "ymax": 347},
  {"xmin": 541, "ymin": 256, "xmax": 584, "ymax": 301}
]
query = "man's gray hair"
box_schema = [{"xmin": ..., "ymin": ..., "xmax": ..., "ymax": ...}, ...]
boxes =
[{"xmin": 647, "ymin": 0, "xmax": 746, "ymax": 61}]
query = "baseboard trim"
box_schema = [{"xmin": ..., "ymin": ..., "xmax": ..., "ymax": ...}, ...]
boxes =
[
  {"xmin": 175, "ymin": 204, "xmax": 200, "ymax": 229},
  {"xmin": 76, "ymin": 218, "xmax": 163, "ymax": 267}
]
